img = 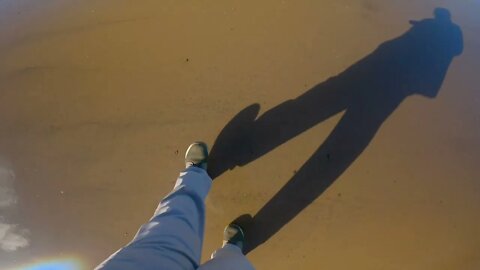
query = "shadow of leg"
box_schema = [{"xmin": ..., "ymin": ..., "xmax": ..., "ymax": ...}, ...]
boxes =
[
  {"xmin": 208, "ymin": 104, "xmax": 260, "ymax": 179},
  {"xmin": 244, "ymin": 106, "xmax": 391, "ymax": 253}
]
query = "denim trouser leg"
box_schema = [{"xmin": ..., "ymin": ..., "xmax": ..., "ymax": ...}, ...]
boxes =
[
  {"xmin": 95, "ymin": 166, "xmax": 212, "ymax": 270},
  {"xmin": 197, "ymin": 244, "xmax": 255, "ymax": 270}
]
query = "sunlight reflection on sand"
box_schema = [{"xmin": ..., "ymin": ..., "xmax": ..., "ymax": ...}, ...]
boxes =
[{"xmin": 8, "ymin": 257, "xmax": 84, "ymax": 270}]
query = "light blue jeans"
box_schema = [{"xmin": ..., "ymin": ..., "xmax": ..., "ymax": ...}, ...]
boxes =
[{"xmin": 95, "ymin": 166, "xmax": 255, "ymax": 270}]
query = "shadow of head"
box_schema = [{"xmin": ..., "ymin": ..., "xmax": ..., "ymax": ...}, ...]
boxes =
[
  {"xmin": 434, "ymin": 7, "xmax": 451, "ymax": 21},
  {"xmin": 406, "ymin": 7, "xmax": 463, "ymax": 98}
]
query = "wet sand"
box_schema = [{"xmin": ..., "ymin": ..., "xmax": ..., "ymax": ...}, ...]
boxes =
[{"xmin": 0, "ymin": 0, "xmax": 479, "ymax": 269}]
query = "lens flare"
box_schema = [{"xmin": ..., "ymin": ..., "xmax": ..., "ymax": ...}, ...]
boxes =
[{"xmin": 8, "ymin": 257, "xmax": 84, "ymax": 270}]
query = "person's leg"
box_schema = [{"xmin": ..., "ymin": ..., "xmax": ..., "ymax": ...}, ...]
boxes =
[
  {"xmin": 198, "ymin": 244, "xmax": 255, "ymax": 270},
  {"xmin": 198, "ymin": 223, "xmax": 255, "ymax": 270},
  {"xmin": 95, "ymin": 142, "xmax": 211, "ymax": 270}
]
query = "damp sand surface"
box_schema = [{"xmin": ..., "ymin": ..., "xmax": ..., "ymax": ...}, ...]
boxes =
[{"xmin": 0, "ymin": 1, "xmax": 479, "ymax": 269}]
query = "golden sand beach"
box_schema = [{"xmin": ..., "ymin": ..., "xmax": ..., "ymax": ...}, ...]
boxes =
[{"xmin": 0, "ymin": 1, "xmax": 479, "ymax": 269}]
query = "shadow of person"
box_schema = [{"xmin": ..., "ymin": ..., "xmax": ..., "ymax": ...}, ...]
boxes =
[{"xmin": 208, "ymin": 8, "xmax": 463, "ymax": 253}]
